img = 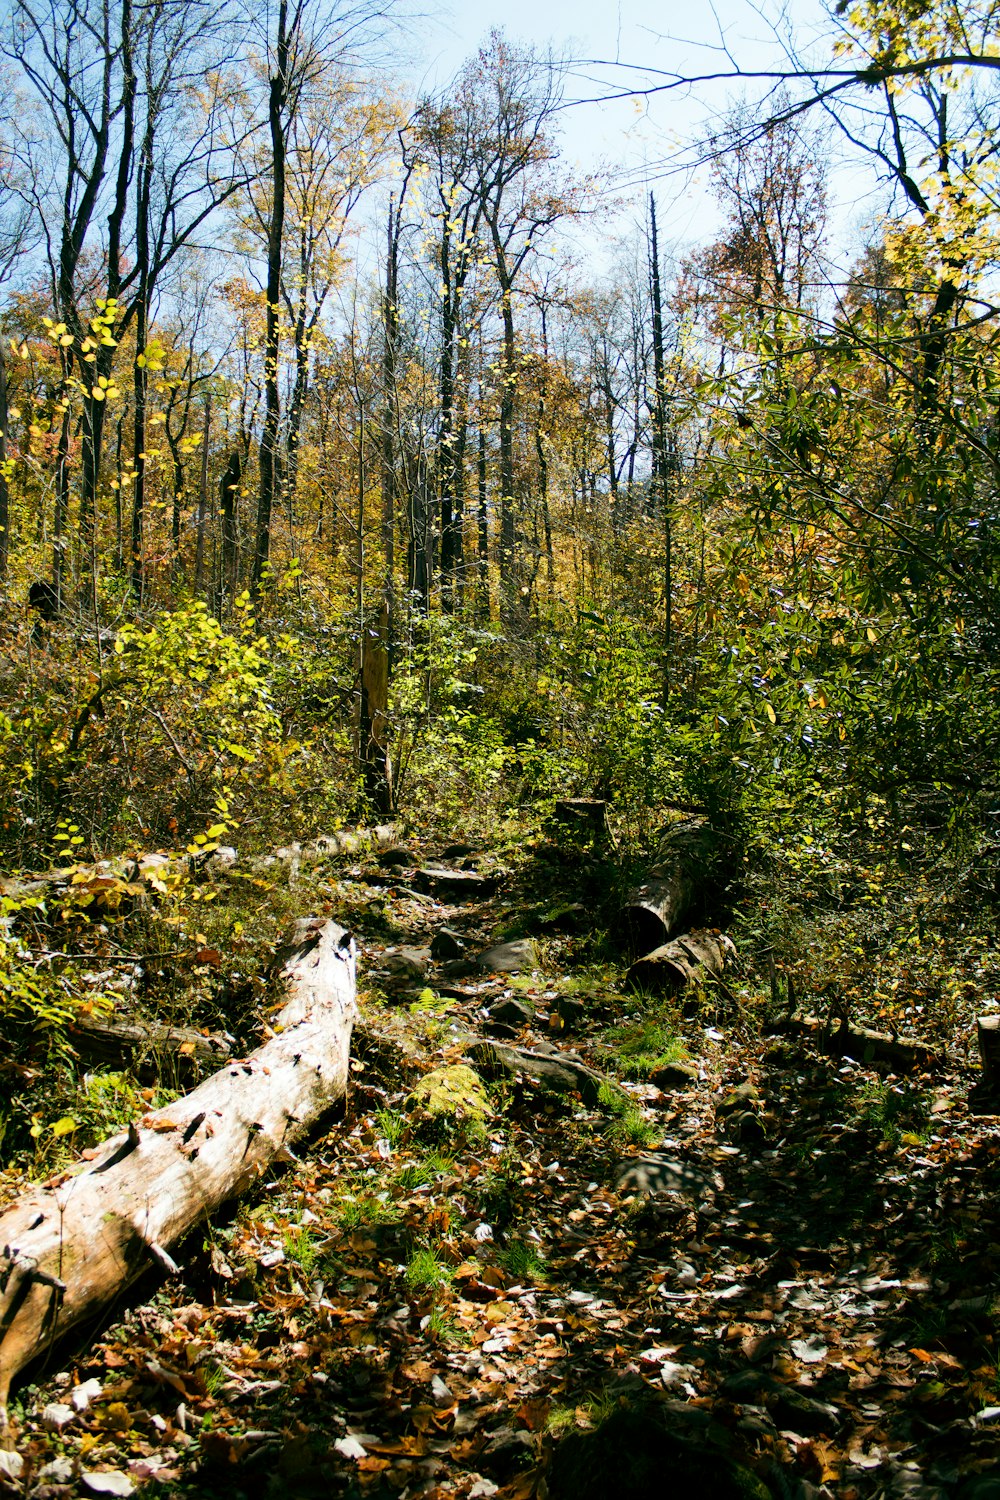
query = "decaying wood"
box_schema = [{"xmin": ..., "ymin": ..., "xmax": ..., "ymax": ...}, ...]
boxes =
[
  {"xmin": 617, "ymin": 819, "xmax": 721, "ymax": 957},
  {"xmin": 69, "ymin": 1011, "xmax": 232, "ymax": 1072},
  {"xmin": 977, "ymin": 1014, "xmax": 1000, "ymax": 1090},
  {"xmin": 414, "ymin": 866, "xmax": 499, "ymax": 900},
  {"xmin": 626, "ymin": 930, "xmax": 735, "ymax": 994},
  {"xmin": 769, "ymin": 1014, "xmax": 937, "ymax": 1071},
  {"xmin": 468, "ymin": 1040, "xmax": 604, "ymax": 1107},
  {"xmin": 0, "ymin": 824, "xmax": 402, "ymax": 912},
  {"xmin": 0, "ymin": 918, "xmax": 356, "ymax": 1430},
  {"xmin": 553, "ymin": 799, "xmax": 608, "ymax": 833}
]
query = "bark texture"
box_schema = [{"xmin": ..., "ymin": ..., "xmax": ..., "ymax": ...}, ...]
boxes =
[
  {"xmin": 626, "ymin": 931, "xmax": 735, "ymax": 994},
  {"xmin": 618, "ymin": 820, "xmax": 721, "ymax": 957},
  {"xmin": 0, "ymin": 918, "xmax": 356, "ymax": 1428}
]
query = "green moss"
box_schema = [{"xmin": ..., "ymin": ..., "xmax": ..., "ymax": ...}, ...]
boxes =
[{"xmin": 407, "ymin": 1064, "xmax": 492, "ymax": 1144}]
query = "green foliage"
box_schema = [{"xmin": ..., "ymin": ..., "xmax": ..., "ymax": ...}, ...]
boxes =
[
  {"xmin": 597, "ymin": 1080, "xmax": 659, "ymax": 1148},
  {"xmin": 282, "ymin": 1226, "xmax": 320, "ymax": 1279},
  {"xmin": 375, "ymin": 1107, "xmax": 406, "ymax": 1147},
  {"xmin": 0, "ymin": 894, "xmax": 113, "ymax": 1058},
  {"xmin": 853, "ymin": 1079, "xmax": 930, "ymax": 1148},
  {"xmin": 496, "ymin": 1237, "xmax": 546, "ymax": 1282},
  {"xmin": 606, "ymin": 1013, "xmax": 687, "ymax": 1080},
  {"xmin": 405, "ymin": 1246, "xmax": 452, "ymax": 1292}
]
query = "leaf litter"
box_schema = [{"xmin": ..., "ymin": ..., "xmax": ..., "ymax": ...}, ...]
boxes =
[{"xmin": 5, "ymin": 840, "xmax": 1000, "ymax": 1500}]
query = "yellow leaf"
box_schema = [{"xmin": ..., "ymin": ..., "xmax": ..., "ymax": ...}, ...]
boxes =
[
  {"xmin": 51, "ymin": 1116, "xmax": 76, "ymax": 1137},
  {"xmin": 764, "ymin": 702, "xmax": 776, "ymax": 724}
]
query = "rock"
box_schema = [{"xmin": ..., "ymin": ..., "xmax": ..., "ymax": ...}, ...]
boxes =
[
  {"xmin": 476, "ymin": 939, "xmax": 538, "ymax": 974},
  {"xmin": 482, "ymin": 1426, "xmax": 534, "ymax": 1478},
  {"xmin": 416, "ymin": 866, "xmax": 498, "ymax": 900},
  {"xmin": 407, "ymin": 1064, "xmax": 492, "ymax": 1141},
  {"xmin": 727, "ymin": 1111, "xmax": 769, "ymax": 1144},
  {"xmin": 468, "ymin": 1040, "xmax": 603, "ymax": 1107},
  {"xmin": 439, "ymin": 842, "xmax": 475, "ymax": 859},
  {"xmin": 492, "ymin": 998, "xmax": 534, "ymax": 1026},
  {"xmin": 548, "ymin": 1394, "xmax": 770, "ymax": 1500},
  {"xmin": 716, "ymin": 1081, "xmax": 760, "ymax": 1116},
  {"xmin": 205, "ymin": 845, "xmax": 238, "ymax": 871},
  {"xmin": 770, "ymin": 1385, "xmax": 842, "ymax": 1435},
  {"xmin": 383, "ymin": 947, "xmax": 430, "ymax": 981},
  {"xmin": 722, "ymin": 1369, "xmax": 774, "ymax": 1399},
  {"xmin": 650, "ymin": 1059, "xmax": 699, "ymax": 1089},
  {"xmin": 42, "ymin": 1401, "xmax": 76, "ymax": 1432},
  {"xmin": 615, "ymin": 1155, "xmax": 722, "ymax": 1199},
  {"xmin": 379, "ymin": 846, "xmax": 415, "ymax": 869},
  {"xmin": 431, "ymin": 926, "xmax": 467, "ymax": 961},
  {"xmin": 553, "ymin": 996, "xmax": 586, "ymax": 1029},
  {"xmin": 721, "ymin": 1371, "xmax": 840, "ymax": 1434},
  {"xmin": 484, "ymin": 1021, "xmax": 519, "ymax": 1040}
]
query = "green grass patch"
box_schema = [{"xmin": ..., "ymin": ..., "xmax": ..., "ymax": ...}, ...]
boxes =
[
  {"xmin": 405, "ymin": 1246, "xmax": 453, "ymax": 1291},
  {"xmin": 496, "ymin": 1237, "xmax": 546, "ymax": 1282},
  {"xmin": 604, "ymin": 1014, "xmax": 688, "ymax": 1080}
]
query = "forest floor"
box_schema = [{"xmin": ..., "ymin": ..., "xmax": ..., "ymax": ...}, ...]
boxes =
[{"xmin": 3, "ymin": 830, "xmax": 1000, "ymax": 1500}]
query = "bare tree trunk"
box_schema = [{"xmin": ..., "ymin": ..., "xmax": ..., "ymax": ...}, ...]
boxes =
[
  {"xmin": 193, "ymin": 396, "xmax": 212, "ymax": 594},
  {"xmin": 0, "ymin": 342, "xmax": 9, "ymax": 579},
  {"xmin": 252, "ymin": 0, "xmax": 290, "ymax": 597},
  {"xmin": 649, "ymin": 193, "xmax": 672, "ymax": 703},
  {"xmin": 477, "ymin": 421, "xmax": 490, "ymax": 620},
  {"xmin": 0, "ymin": 918, "xmax": 357, "ymax": 1432},
  {"xmin": 360, "ymin": 603, "xmax": 393, "ymax": 813},
  {"xmin": 218, "ymin": 451, "xmax": 241, "ymax": 618}
]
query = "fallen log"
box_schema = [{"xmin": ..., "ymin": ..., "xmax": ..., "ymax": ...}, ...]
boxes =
[
  {"xmin": 0, "ymin": 917, "xmax": 356, "ymax": 1430},
  {"xmin": 69, "ymin": 1011, "xmax": 232, "ymax": 1073},
  {"xmin": 767, "ymin": 1014, "xmax": 937, "ymax": 1071},
  {"xmin": 977, "ymin": 1014, "xmax": 1000, "ymax": 1091},
  {"xmin": 626, "ymin": 930, "xmax": 735, "ymax": 994},
  {"xmin": 617, "ymin": 819, "xmax": 722, "ymax": 957},
  {"xmin": 468, "ymin": 1039, "xmax": 604, "ymax": 1107}
]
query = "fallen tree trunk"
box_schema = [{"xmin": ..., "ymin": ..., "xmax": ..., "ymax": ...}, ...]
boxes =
[
  {"xmin": 468, "ymin": 1039, "xmax": 605, "ymax": 1107},
  {"xmin": 0, "ymin": 917, "xmax": 356, "ymax": 1430},
  {"xmin": 626, "ymin": 930, "xmax": 735, "ymax": 994},
  {"xmin": 69, "ymin": 1011, "xmax": 232, "ymax": 1073},
  {"xmin": 768, "ymin": 1014, "xmax": 937, "ymax": 1071},
  {"xmin": 977, "ymin": 1014, "xmax": 1000, "ymax": 1091},
  {"xmin": 616, "ymin": 819, "xmax": 722, "ymax": 957}
]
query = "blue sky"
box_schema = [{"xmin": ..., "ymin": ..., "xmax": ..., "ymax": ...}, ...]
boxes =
[{"xmin": 409, "ymin": 0, "xmax": 887, "ymax": 276}]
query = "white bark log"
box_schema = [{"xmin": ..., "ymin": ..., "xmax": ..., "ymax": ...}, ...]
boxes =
[{"xmin": 0, "ymin": 918, "xmax": 356, "ymax": 1429}]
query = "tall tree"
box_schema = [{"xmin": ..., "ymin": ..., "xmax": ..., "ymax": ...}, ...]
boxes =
[
  {"xmin": 453, "ymin": 32, "xmax": 580, "ymax": 624},
  {"xmin": 249, "ymin": 0, "xmax": 401, "ymax": 598}
]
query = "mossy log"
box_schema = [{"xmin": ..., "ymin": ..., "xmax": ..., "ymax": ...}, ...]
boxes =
[
  {"xmin": 617, "ymin": 819, "xmax": 722, "ymax": 957},
  {"xmin": 626, "ymin": 930, "xmax": 735, "ymax": 994},
  {"xmin": 768, "ymin": 1013, "xmax": 937, "ymax": 1071},
  {"xmin": 69, "ymin": 1011, "xmax": 232, "ymax": 1072},
  {"xmin": 0, "ymin": 918, "xmax": 356, "ymax": 1431}
]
